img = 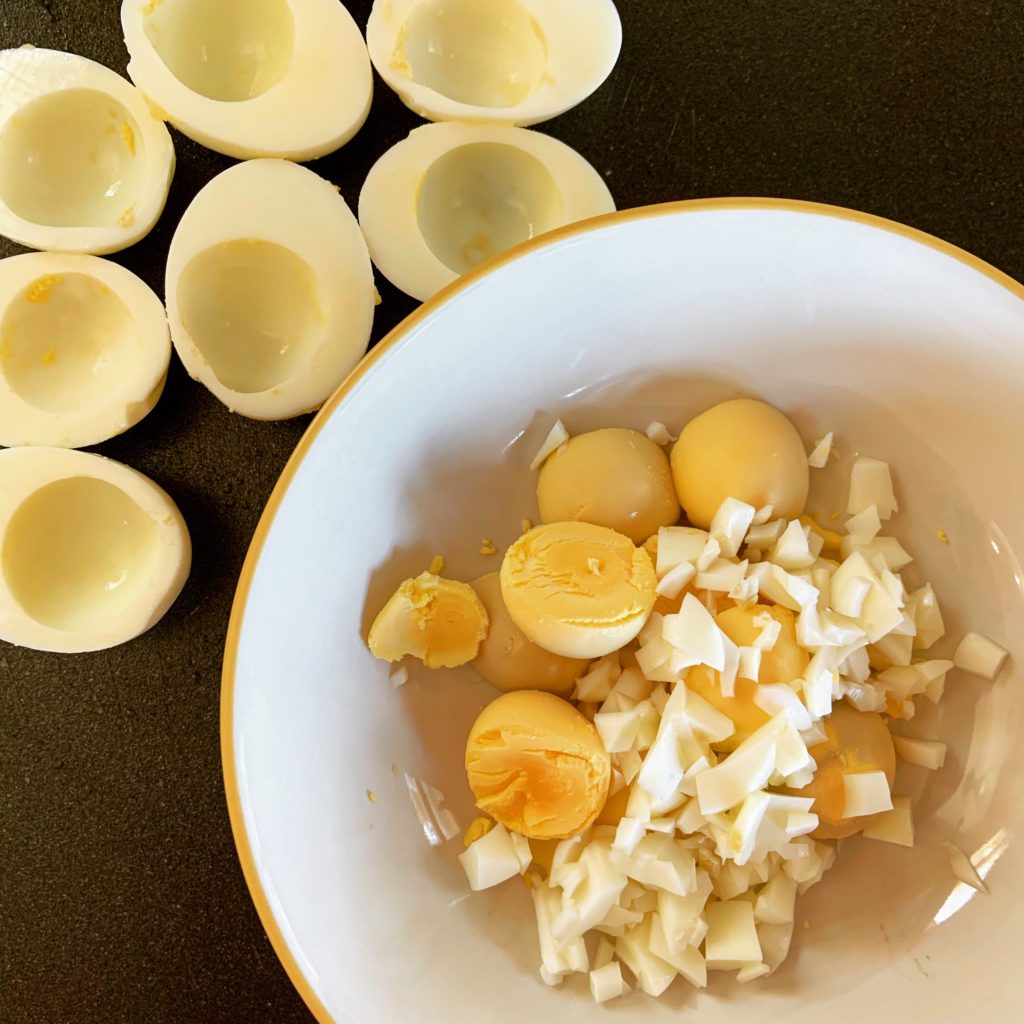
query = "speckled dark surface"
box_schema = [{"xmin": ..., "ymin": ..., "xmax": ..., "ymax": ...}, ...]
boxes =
[{"xmin": 2, "ymin": 1, "xmax": 1023, "ymax": 1021}]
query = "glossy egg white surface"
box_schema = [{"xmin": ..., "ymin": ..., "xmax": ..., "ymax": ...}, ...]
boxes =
[
  {"xmin": 0, "ymin": 47, "xmax": 175, "ymax": 254},
  {"xmin": 224, "ymin": 200, "xmax": 1023, "ymax": 1023}
]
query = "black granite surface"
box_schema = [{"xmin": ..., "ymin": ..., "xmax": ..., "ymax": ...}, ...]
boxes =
[{"xmin": 2, "ymin": 2, "xmax": 1023, "ymax": 1022}]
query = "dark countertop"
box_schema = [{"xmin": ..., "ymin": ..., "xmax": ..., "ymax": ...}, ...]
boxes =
[{"xmin": 2, "ymin": 2, "xmax": 1023, "ymax": 1021}]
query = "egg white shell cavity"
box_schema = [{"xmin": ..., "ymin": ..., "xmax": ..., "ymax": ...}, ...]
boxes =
[
  {"xmin": 359, "ymin": 122, "xmax": 615, "ymax": 302},
  {"xmin": 0, "ymin": 253, "xmax": 170, "ymax": 447},
  {"xmin": 366, "ymin": 0, "xmax": 621, "ymax": 126},
  {"xmin": 120, "ymin": 0, "xmax": 372, "ymax": 160},
  {"xmin": 0, "ymin": 447, "xmax": 190, "ymax": 653},
  {"xmin": 0, "ymin": 47, "xmax": 174, "ymax": 254},
  {"xmin": 165, "ymin": 159, "xmax": 374, "ymax": 420}
]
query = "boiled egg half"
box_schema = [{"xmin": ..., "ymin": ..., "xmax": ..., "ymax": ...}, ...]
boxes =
[
  {"xmin": 359, "ymin": 123, "xmax": 614, "ymax": 301},
  {"xmin": 366, "ymin": 0, "xmax": 621, "ymax": 126},
  {"xmin": 121, "ymin": 0, "xmax": 372, "ymax": 160},
  {"xmin": 165, "ymin": 159, "xmax": 375, "ymax": 420},
  {"xmin": 0, "ymin": 47, "xmax": 174, "ymax": 254},
  {"xmin": 0, "ymin": 253, "xmax": 170, "ymax": 448},
  {"xmin": 0, "ymin": 448, "xmax": 190, "ymax": 653}
]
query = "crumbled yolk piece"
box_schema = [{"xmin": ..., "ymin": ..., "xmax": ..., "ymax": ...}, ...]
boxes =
[
  {"xmin": 118, "ymin": 207, "xmax": 136, "ymax": 228},
  {"xmin": 936, "ymin": 529, "xmax": 949, "ymax": 544},
  {"xmin": 120, "ymin": 121, "xmax": 135, "ymax": 156},
  {"xmin": 25, "ymin": 275, "xmax": 60, "ymax": 304},
  {"xmin": 429, "ymin": 554, "xmax": 445, "ymax": 575},
  {"xmin": 480, "ymin": 538, "xmax": 497, "ymax": 555},
  {"xmin": 463, "ymin": 816, "xmax": 495, "ymax": 847},
  {"xmin": 367, "ymin": 571, "xmax": 489, "ymax": 669}
]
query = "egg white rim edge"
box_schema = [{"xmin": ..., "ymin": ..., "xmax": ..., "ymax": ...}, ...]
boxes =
[
  {"xmin": 121, "ymin": 0, "xmax": 373, "ymax": 161},
  {"xmin": 358, "ymin": 123, "xmax": 616, "ymax": 302},
  {"xmin": 165, "ymin": 158, "xmax": 375, "ymax": 420},
  {"xmin": 0, "ymin": 47, "xmax": 175, "ymax": 255},
  {"xmin": 366, "ymin": 0, "xmax": 622, "ymax": 127},
  {"xmin": 0, "ymin": 447, "xmax": 191, "ymax": 653},
  {"xmin": 0, "ymin": 252, "xmax": 171, "ymax": 448}
]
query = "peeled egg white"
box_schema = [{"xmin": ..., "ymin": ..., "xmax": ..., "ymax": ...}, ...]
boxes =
[
  {"xmin": 165, "ymin": 159, "xmax": 375, "ymax": 420},
  {"xmin": 0, "ymin": 447, "xmax": 190, "ymax": 653},
  {"xmin": 120, "ymin": 0, "xmax": 372, "ymax": 160},
  {"xmin": 0, "ymin": 253, "xmax": 170, "ymax": 448},
  {"xmin": 367, "ymin": 0, "xmax": 621, "ymax": 126},
  {"xmin": 359, "ymin": 122, "xmax": 615, "ymax": 301},
  {"xmin": 0, "ymin": 47, "xmax": 174, "ymax": 254}
]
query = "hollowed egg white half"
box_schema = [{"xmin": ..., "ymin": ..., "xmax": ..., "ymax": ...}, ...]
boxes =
[
  {"xmin": 0, "ymin": 47, "xmax": 175, "ymax": 255},
  {"xmin": 367, "ymin": 0, "xmax": 621, "ymax": 126},
  {"xmin": 165, "ymin": 159, "xmax": 375, "ymax": 419},
  {"xmin": 0, "ymin": 253, "xmax": 170, "ymax": 448},
  {"xmin": 0, "ymin": 447, "xmax": 191, "ymax": 653},
  {"xmin": 359, "ymin": 123, "xmax": 615, "ymax": 301},
  {"xmin": 121, "ymin": 0, "xmax": 373, "ymax": 160}
]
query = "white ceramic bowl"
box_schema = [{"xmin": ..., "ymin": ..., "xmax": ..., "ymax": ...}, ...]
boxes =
[{"xmin": 223, "ymin": 199, "xmax": 1023, "ymax": 1023}]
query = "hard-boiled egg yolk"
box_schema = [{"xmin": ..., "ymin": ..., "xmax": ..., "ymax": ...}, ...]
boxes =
[
  {"xmin": 465, "ymin": 690, "xmax": 611, "ymax": 840},
  {"xmin": 670, "ymin": 399, "xmax": 809, "ymax": 529},
  {"xmin": 685, "ymin": 605, "xmax": 807, "ymax": 751},
  {"xmin": 470, "ymin": 572, "xmax": 589, "ymax": 695},
  {"xmin": 500, "ymin": 521, "xmax": 657, "ymax": 660},
  {"xmin": 367, "ymin": 571, "xmax": 489, "ymax": 668},
  {"xmin": 799, "ymin": 704, "xmax": 896, "ymax": 839},
  {"xmin": 537, "ymin": 428, "xmax": 680, "ymax": 544}
]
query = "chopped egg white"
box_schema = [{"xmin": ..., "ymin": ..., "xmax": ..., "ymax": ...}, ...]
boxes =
[
  {"xmin": 953, "ymin": 631, "xmax": 1009, "ymax": 680},
  {"xmin": 704, "ymin": 900, "xmax": 762, "ymax": 970},
  {"xmin": 847, "ymin": 457, "xmax": 899, "ymax": 520},
  {"xmin": 589, "ymin": 961, "xmax": 630, "ymax": 1003},
  {"xmin": 459, "ymin": 822, "xmax": 525, "ymax": 890},
  {"xmin": 893, "ymin": 736, "xmax": 947, "ymax": 769},
  {"xmin": 842, "ymin": 770, "xmax": 893, "ymax": 818},
  {"xmin": 529, "ymin": 418, "xmax": 570, "ymax": 471},
  {"xmin": 655, "ymin": 526, "xmax": 709, "ymax": 576},
  {"xmin": 710, "ymin": 497, "xmax": 756, "ymax": 558},
  {"xmin": 862, "ymin": 797, "xmax": 915, "ymax": 847},
  {"xmin": 807, "ymin": 432, "xmax": 833, "ymax": 468},
  {"xmin": 645, "ymin": 421, "xmax": 676, "ymax": 445}
]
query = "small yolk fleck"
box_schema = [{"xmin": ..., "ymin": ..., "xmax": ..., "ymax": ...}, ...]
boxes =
[
  {"xmin": 120, "ymin": 121, "xmax": 136, "ymax": 156},
  {"xmin": 41, "ymin": 346, "xmax": 57, "ymax": 366},
  {"xmin": 463, "ymin": 816, "xmax": 495, "ymax": 847},
  {"xmin": 936, "ymin": 529, "xmax": 949, "ymax": 544},
  {"xmin": 429, "ymin": 554, "xmax": 445, "ymax": 575},
  {"xmin": 25, "ymin": 275, "xmax": 61, "ymax": 304},
  {"xmin": 480, "ymin": 538, "xmax": 497, "ymax": 556}
]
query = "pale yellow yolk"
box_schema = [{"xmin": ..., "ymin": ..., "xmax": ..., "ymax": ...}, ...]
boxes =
[
  {"xmin": 798, "ymin": 704, "xmax": 896, "ymax": 839},
  {"xmin": 367, "ymin": 571, "xmax": 489, "ymax": 668},
  {"xmin": 537, "ymin": 428, "xmax": 681, "ymax": 544},
  {"xmin": 500, "ymin": 522, "xmax": 657, "ymax": 660},
  {"xmin": 470, "ymin": 572, "xmax": 588, "ymax": 695},
  {"xmin": 465, "ymin": 690, "xmax": 611, "ymax": 840},
  {"xmin": 463, "ymin": 816, "xmax": 495, "ymax": 847},
  {"xmin": 685, "ymin": 604, "xmax": 808, "ymax": 751},
  {"xmin": 670, "ymin": 399, "xmax": 809, "ymax": 529}
]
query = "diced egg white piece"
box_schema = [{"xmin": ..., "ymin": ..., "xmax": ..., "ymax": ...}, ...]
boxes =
[
  {"xmin": 753, "ymin": 685, "xmax": 813, "ymax": 732},
  {"xmin": 695, "ymin": 737, "xmax": 776, "ymax": 815},
  {"xmin": 613, "ymin": 817, "xmax": 646, "ymax": 857},
  {"xmin": 533, "ymin": 883, "xmax": 588, "ymax": 983},
  {"xmin": 459, "ymin": 822, "xmax": 524, "ymax": 890},
  {"xmin": 549, "ymin": 832, "xmax": 588, "ymax": 885},
  {"xmin": 871, "ymin": 632, "xmax": 914, "ymax": 668},
  {"xmin": 696, "ymin": 537, "xmax": 722, "ymax": 572},
  {"xmin": 797, "ymin": 603, "xmax": 865, "ymax": 650},
  {"xmin": 553, "ymin": 843, "xmax": 629, "ymax": 942},
  {"xmin": 713, "ymin": 860, "xmax": 756, "ymax": 899},
  {"xmin": 755, "ymin": 872, "xmax": 797, "ymax": 926},
  {"xmin": 678, "ymin": 691, "xmax": 735, "ymax": 745},
  {"xmin": 0, "ymin": 448, "xmax": 190, "ymax": 653},
  {"xmin": 730, "ymin": 575, "xmax": 760, "ymax": 604},
  {"xmin": 676, "ymin": 797, "xmax": 707, "ymax": 834},
  {"xmin": 728, "ymin": 791, "xmax": 771, "ymax": 866},
  {"xmin": 638, "ymin": 728, "xmax": 686, "ymax": 803},
  {"xmin": 574, "ymin": 654, "xmax": 620, "ymax": 702},
  {"xmin": 807, "ymin": 432, "xmax": 833, "ymax": 468},
  {"xmin": 736, "ymin": 962, "xmax": 771, "ymax": 983},
  {"xmin": 802, "ymin": 649, "xmax": 837, "ymax": 718},
  {"xmin": 0, "ymin": 47, "xmax": 174, "ymax": 254},
  {"xmin": 841, "ymin": 535, "xmax": 914, "ymax": 571},
  {"xmin": 529, "ymin": 418, "xmax": 569, "ymax": 471},
  {"xmin": 770, "ymin": 520, "xmax": 816, "ymax": 570},
  {"xmin": 784, "ymin": 840, "xmax": 836, "ymax": 889},
  {"xmin": 842, "ymin": 681, "xmax": 886, "ymax": 713},
  {"xmin": 847, "ymin": 457, "xmax": 898, "ymax": 519},
  {"xmin": 367, "ymin": 0, "xmax": 622, "ymax": 127},
  {"xmin": 751, "ymin": 612, "xmax": 783, "ymax": 652},
  {"xmin": 906, "ymin": 583, "xmax": 946, "ymax": 650},
  {"xmin": 750, "ymin": 504, "xmax": 775, "ymax": 526},
  {"xmin": 389, "ymin": 665, "xmax": 409, "ymax": 688},
  {"xmin": 746, "ymin": 713, "xmax": 814, "ymax": 780},
  {"xmin": 645, "ymin": 420, "xmax": 676, "ymax": 445},
  {"xmin": 696, "ymin": 558, "xmax": 748, "ymax": 594},
  {"xmin": 648, "ymin": 913, "xmax": 707, "ymax": 987},
  {"xmin": 953, "ymin": 631, "xmax": 1009, "ymax": 679},
  {"xmin": 589, "ymin": 961, "xmax": 630, "ymax": 1003},
  {"xmin": 758, "ymin": 920, "xmax": 794, "ymax": 973},
  {"xmin": 615, "ymin": 834, "xmax": 697, "ymax": 897},
  {"xmin": 842, "ymin": 770, "xmax": 893, "ymax": 818},
  {"xmin": 844, "ymin": 504, "xmax": 882, "ymax": 542},
  {"xmin": 656, "ymin": 871, "xmax": 712, "ymax": 953},
  {"xmin": 747, "ymin": 563, "xmax": 818, "ymax": 611},
  {"xmin": 166, "ymin": 159, "xmax": 374, "ymax": 419},
  {"xmin": 655, "ymin": 559, "xmax": 696, "ymax": 599},
  {"xmin": 893, "ymin": 736, "xmax": 947, "ymax": 769},
  {"xmin": 626, "ymin": 784, "xmax": 654, "ymax": 823},
  {"xmin": 738, "ymin": 646, "xmax": 762, "ymax": 683},
  {"xmin": 646, "ymin": 817, "xmax": 677, "ymax": 834},
  {"xmin": 617, "ymin": 750, "xmax": 644, "ymax": 786},
  {"xmin": 612, "ymin": 666, "xmax": 656, "ymax": 702},
  {"xmin": 709, "ymin": 497, "xmax": 756, "ymax": 558},
  {"xmin": 0, "ymin": 253, "xmax": 171, "ymax": 448},
  {"xmin": 122, "ymin": 0, "xmax": 371, "ymax": 160},
  {"xmin": 656, "ymin": 526, "xmax": 710, "ymax": 576},
  {"xmin": 745, "ymin": 518, "xmax": 786, "ymax": 549},
  {"xmin": 862, "ymin": 797, "xmax": 915, "ymax": 847},
  {"xmin": 662, "ymin": 594, "xmax": 726, "ymax": 670},
  {"xmin": 830, "ymin": 572, "xmax": 873, "ymax": 619},
  {"xmin": 595, "ymin": 708, "xmax": 644, "ymax": 754},
  {"xmin": 361, "ymin": 122, "xmax": 615, "ymax": 301},
  {"xmin": 616, "ymin": 917, "xmax": 677, "ymax": 997},
  {"xmin": 830, "ymin": 552, "xmax": 903, "ymax": 642},
  {"xmin": 704, "ymin": 900, "xmax": 762, "ymax": 970},
  {"xmin": 593, "ymin": 934, "xmax": 616, "ymax": 970},
  {"xmin": 595, "ymin": 904, "xmax": 642, "ymax": 936}
]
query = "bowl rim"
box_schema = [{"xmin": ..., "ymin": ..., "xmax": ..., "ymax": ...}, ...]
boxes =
[{"xmin": 219, "ymin": 196, "xmax": 1024, "ymax": 1024}]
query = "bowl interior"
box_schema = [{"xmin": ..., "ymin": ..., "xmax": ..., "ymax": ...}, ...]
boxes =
[{"xmin": 226, "ymin": 201, "xmax": 1024, "ymax": 1023}]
